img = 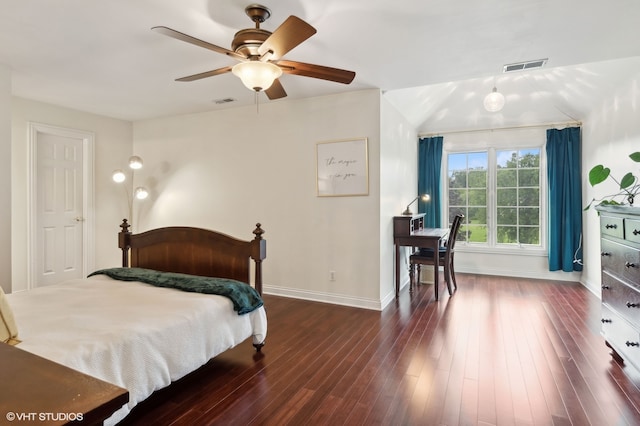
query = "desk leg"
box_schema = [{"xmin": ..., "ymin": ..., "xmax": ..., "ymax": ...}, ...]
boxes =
[
  {"xmin": 395, "ymin": 244, "xmax": 400, "ymax": 298},
  {"xmin": 433, "ymin": 240, "xmax": 439, "ymax": 301}
]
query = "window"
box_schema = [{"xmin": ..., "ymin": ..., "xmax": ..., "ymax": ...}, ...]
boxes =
[{"xmin": 447, "ymin": 147, "xmax": 542, "ymax": 249}]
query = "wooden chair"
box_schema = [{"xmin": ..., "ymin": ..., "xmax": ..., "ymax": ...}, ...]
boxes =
[{"xmin": 409, "ymin": 214, "xmax": 464, "ymax": 299}]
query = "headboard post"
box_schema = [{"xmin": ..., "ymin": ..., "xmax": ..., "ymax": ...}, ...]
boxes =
[
  {"xmin": 118, "ymin": 219, "xmax": 131, "ymax": 267},
  {"xmin": 251, "ymin": 223, "xmax": 266, "ymax": 295}
]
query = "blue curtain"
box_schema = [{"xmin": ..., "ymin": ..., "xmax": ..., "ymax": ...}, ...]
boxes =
[
  {"xmin": 546, "ymin": 127, "xmax": 583, "ymax": 272},
  {"xmin": 418, "ymin": 136, "xmax": 443, "ymax": 228}
]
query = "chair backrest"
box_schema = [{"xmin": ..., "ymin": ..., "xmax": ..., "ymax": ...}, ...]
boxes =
[{"xmin": 446, "ymin": 214, "xmax": 464, "ymax": 253}]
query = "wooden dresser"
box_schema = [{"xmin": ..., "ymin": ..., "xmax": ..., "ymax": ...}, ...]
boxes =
[{"xmin": 596, "ymin": 205, "xmax": 640, "ymax": 369}]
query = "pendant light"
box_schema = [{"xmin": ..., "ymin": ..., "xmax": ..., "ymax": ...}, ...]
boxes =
[{"xmin": 483, "ymin": 85, "xmax": 505, "ymax": 112}]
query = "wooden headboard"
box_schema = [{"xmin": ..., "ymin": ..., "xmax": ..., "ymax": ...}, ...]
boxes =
[{"xmin": 118, "ymin": 219, "xmax": 266, "ymax": 294}]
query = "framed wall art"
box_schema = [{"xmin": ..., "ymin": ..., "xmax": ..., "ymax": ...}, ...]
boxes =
[{"xmin": 316, "ymin": 138, "xmax": 369, "ymax": 197}]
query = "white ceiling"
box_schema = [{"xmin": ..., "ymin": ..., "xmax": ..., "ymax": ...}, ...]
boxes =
[{"xmin": 2, "ymin": 0, "xmax": 640, "ymax": 132}]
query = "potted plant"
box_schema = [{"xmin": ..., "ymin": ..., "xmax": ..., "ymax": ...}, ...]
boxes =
[{"xmin": 585, "ymin": 151, "xmax": 640, "ymax": 210}]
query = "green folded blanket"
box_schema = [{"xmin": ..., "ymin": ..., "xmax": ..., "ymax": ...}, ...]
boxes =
[{"xmin": 88, "ymin": 267, "xmax": 263, "ymax": 315}]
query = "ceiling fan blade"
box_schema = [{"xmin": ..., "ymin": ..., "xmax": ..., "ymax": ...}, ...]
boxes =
[
  {"xmin": 258, "ymin": 16, "xmax": 316, "ymax": 61},
  {"xmin": 175, "ymin": 66, "xmax": 233, "ymax": 82},
  {"xmin": 265, "ymin": 79, "xmax": 287, "ymax": 100},
  {"xmin": 152, "ymin": 26, "xmax": 246, "ymax": 61},
  {"xmin": 276, "ymin": 60, "xmax": 356, "ymax": 84}
]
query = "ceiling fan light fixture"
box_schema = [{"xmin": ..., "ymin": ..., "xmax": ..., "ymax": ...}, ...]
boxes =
[
  {"xmin": 483, "ymin": 87, "xmax": 505, "ymax": 112},
  {"xmin": 232, "ymin": 61, "xmax": 282, "ymax": 92}
]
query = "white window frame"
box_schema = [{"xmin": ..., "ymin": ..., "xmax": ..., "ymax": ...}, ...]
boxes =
[{"xmin": 441, "ymin": 129, "xmax": 547, "ymax": 255}]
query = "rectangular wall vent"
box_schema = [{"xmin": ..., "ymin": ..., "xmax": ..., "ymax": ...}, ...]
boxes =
[
  {"xmin": 213, "ymin": 98, "xmax": 237, "ymax": 104},
  {"xmin": 503, "ymin": 58, "xmax": 548, "ymax": 73}
]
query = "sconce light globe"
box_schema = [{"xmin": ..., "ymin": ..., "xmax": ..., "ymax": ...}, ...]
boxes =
[
  {"xmin": 112, "ymin": 170, "xmax": 126, "ymax": 183},
  {"xmin": 134, "ymin": 187, "xmax": 149, "ymax": 200},
  {"xmin": 128, "ymin": 156, "xmax": 143, "ymax": 170}
]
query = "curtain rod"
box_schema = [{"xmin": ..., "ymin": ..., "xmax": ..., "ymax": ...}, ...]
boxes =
[{"xmin": 419, "ymin": 120, "xmax": 582, "ymax": 138}]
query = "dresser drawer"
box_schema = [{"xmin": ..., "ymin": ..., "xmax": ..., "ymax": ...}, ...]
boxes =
[
  {"xmin": 626, "ymin": 218, "xmax": 640, "ymax": 245},
  {"xmin": 601, "ymin": 304, "xmax": 640, "ymax": 367},
  {"xmin": 601, "ymin": 215, "xmax": 624, "ymax": 239},
  {"xmin": 600, "ymin": 238, "xmax": 640, "ymax": 284},
  {"xmin": 602, "ymin": 271, "xmax": 640, "ymax": 324}
]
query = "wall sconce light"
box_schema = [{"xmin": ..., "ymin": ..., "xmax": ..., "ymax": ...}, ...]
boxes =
[
  {"xmin": 483, "ymin": 86, "xmax": 505, "ymax": 112},
  {"xmin": 403, "ymin": 194, "xmax": 430, "ymax": 215},
  {"xmin": 112, "ymin": 155, "xmax": 149, "ymax": 225}
]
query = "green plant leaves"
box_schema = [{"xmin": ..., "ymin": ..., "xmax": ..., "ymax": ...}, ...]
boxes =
[
  {"xmin": 620, "ymin": 172, "xmax": 637, "ymax": 189},
  {"xmin": 588, "ymin": 165, "xmax": 610, "ymax": 186},
  {"xmin": 630, "ymin": 152, "xmax": 640, "ymax": 162}
]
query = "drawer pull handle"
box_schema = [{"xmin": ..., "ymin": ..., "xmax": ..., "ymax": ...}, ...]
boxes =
[
  {"xmin": 601, "ymin": 251, "xmax": 611, "ymax": 257},
  {"xmin": 602, "ymin": 285, "xmax": 610, "ymax": 290},
  {"xmin": 601, "ymin": 318, "xmax": 612, "ymax": 323},
  {"xmin": 634, "ymin": 229, "xmax": 640, "ymax": 236},
  {"xmin": 626, "ymin": 341, "xmax": 640, "ymax": 347},
  {"xmin": 625, "ymin": 261, "xmax": 637, "ymax": 269},
  {"xmin": 626, "ymin": 301, "xmax": 640, "ymax": 308},
  {"xmin": 606, "ymin": 224, "xmax": 618, "ymax": 229}
]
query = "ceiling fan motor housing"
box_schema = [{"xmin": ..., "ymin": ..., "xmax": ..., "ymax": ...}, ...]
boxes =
[{"xmin": 232, "ymin": 28, "xmax": 271, "ymax": 57}]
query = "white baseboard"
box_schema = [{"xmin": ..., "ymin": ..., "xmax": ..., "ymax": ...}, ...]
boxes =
[
  {"xmin": 263, "ymin": 285, "xmax": 384, "ymax": 311},
  {"xmin": 456, "ymin": 266, "xmax": 582, "ymax": 282}
]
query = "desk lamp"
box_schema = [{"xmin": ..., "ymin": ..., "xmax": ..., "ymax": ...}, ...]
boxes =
[{"xmin": 402, "ymin": 194, "xmax": 430, "ymax": 215}]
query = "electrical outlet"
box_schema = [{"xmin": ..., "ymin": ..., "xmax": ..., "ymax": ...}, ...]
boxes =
[{"xmin": 329, "ymin": 270, "xmax": 336, "ymax": 281}]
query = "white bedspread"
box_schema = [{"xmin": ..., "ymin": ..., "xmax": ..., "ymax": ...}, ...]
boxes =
[{"xmin": 7, "ymin": 275, "xmax": 267, "ymax": 425}]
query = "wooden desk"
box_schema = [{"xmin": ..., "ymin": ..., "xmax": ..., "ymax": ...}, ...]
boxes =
[
  {"xmin": 393, "ymin": 215, "xmax": 449, "ymax": 298},
  {"xmin": 0, "ymin": 343, "xmax": 128, "ymax": 425}
]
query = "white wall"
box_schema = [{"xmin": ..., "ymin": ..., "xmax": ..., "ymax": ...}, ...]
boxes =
[
  {"xmin": 11, "ymin": 97, "xmax": 132, "ymax": 292},
  {"xmin": 581, "ymin": 70, "xmax": 640, "ymax": 295},
  {"xmin": 133, "ymin": 89, "xmax": 386, "ymax": 309},
  {"xmin": 379, "ymin": 96, "xmax": 419, "ymax": 305}
]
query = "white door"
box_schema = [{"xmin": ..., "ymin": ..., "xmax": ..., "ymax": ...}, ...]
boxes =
[{"xmin": 30, "ymin": 124, "xmax": 94, "ymax": 288}]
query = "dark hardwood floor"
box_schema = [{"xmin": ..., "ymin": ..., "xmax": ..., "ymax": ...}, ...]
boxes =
[{"xmin": 121, "ymin": 274, "xmax": 640, "ymax": 425}]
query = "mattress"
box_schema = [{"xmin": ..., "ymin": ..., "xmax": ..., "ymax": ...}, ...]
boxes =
[{"xmin": 7, "ymin": 275, "xmax": 267, "ymax": 425}]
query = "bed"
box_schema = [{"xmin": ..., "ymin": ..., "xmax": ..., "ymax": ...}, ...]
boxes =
[{"xmin": 5, "ymin": 219, "xmax": 267, "ymax": 425}]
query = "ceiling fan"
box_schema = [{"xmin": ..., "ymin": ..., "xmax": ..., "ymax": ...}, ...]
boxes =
[{"xmin": 152, "ymin": 4, "xmax": 356, "ymax": 100}]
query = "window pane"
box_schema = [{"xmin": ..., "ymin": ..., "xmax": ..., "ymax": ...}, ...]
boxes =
[
  {"xmin": 520, "ymin": 208, "xmax": 539, "ymax": 225},
  {"xmin": 467, "ymin": 207, "xmax": 486, "ymax": 225},
  {"xmin": 497, "ymin": 226, "xmax": 518, "ymax": 244},
  {"xmin": 519, "ymin": 149, "xmax": 540, "ymax": 167},
  {"xmin": 468, "ymin": 188, "xmax": 486, "ymax": 205},
  {"xmin": 449, "ymin": 188, "xmax": 467, "ymax": 205},
  {"xmin": 468, "ymin": 152, "xmax": 488, "ymax": 170},
  {"xmin": 519, "ymin": 169, "xmax": 539, "ymax": 186},
  {"xmin": 449, "ymin": 172, "xmax": 467, "ymax": 188},
  {"xmin": 467, "ymin": 224, "xmax": 487, "ymax": 243},
  {"xmin": 497, "ymin": 207, "xmax": 517, "ymax": 225},
  {"xmin": 497, "ymin": 150, "xmax": 517, "ymax": 168},
  {"xmin": 520, "ymin": 227, "xmax": 540, "ymax": 245},
  {"xmin": 468, "ymin": 170, "xmax": 487, "ymax": 188},
  {"xmin": 519, "ymin": 188, "xmax": 539, "ymax": 206},
  {"xmin": 497, "ymin": 169, "xmax": 516, "ymax": 187},
  {"xmin": 497, "ymin": 188, "xmax": 517, "ymax": 206}
]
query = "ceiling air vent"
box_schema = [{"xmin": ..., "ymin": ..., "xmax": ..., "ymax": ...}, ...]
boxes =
[
  {"xmin": 213, "ymin": 98, "xmax": 237, "ymax": 105},
  {"xmin": 502, "ymin": 58, "xmax": 548, "ymax": 73}
]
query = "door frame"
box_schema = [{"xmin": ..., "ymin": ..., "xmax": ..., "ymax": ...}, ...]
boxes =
[{"xmin": 27, "ymin": 122, "xmax": 95, "ymax": 289}]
